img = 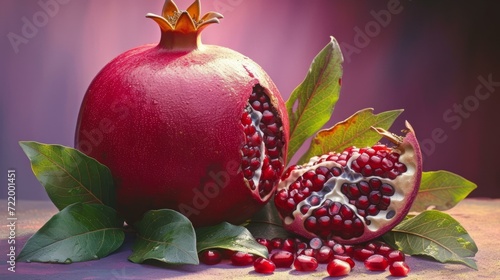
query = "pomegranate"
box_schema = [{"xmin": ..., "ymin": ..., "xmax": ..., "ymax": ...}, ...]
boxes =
[
  {"xmin": 74, "ymin": 0, "xmax": 288, "ymax": 226},
  {"xmin": 274, "ymin": 122, "xmax": 422, "ymax": 244}
]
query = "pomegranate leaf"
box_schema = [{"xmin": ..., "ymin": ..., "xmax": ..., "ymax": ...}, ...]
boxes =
[
  {"xmin": 19, "ymin": 141, "xmax": 115, "ymax": 210},
  {"xmin": 298, "ymin": 108, "xmax": 403, "ymax": 163},
  {"xmin": 196, "ymin": 222, "xmax": 268, "ymax": 258},
  {"xmin": 411, "ymin": 170, "xmax": 477, "ymax": 212},
  {"xmin": 129, "ymin": 209, "xmax": 198, "ymax": 265},
  {"xmin": 245, "ymin": 200, "xmax": 292, "ymax": 239},
  {"xmin": 383, "ymin": 210, "xmax": 478, "ymax": 270},
  {"xmin": 18, "ymin": 203, "xmax": 124, "ymax": 263},
  {"xmin": 286, "ymin": 36, "xmax": 343, "ymax": 163}
]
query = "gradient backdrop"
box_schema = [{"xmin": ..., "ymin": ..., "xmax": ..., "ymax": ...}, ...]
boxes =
[{"xmin": 1, "ymin": 0, "xmax": 499, "ymax": 200}]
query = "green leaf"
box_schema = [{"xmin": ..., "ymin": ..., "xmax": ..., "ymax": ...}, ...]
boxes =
[
  {"xmin": 18, "ymin": 203, "xmax": 124, "ymax": 263},
  {"xmin": 298, "ymin": 108, "xmax": 403, "ymax": 163},
  {"xmin": 19, "ymin": 141, "xmax": 115, "ymax": 210},
  {"xmin": 129, "ymin": 209, "xmax": 198, "ymax": 265},
  {"xmin": 286, "ymin": 36, "xmax": 344, "ymax": 163},
  {"xmin": 411, "ymin": 170, "xmax": 477, "ymax": 212},
  {"xmin": 196, "ymin": 222, "xmax": 268, "ymax": 258},
  {"xmin": 245, "ymin": 200, "xmax": 291, "ymax": 239},
  {"xmin": 383, "ymin": 210, "xmax": 478, "ymax": 269}
]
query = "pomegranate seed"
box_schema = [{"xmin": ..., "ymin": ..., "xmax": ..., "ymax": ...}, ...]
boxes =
[
  {"xmin": 256, "ymin": 238, "xmax": 272, "ymax": 253},
  {"xmin": 253, "ymin": 257, "xmax": 275, "ymax": 274},
  {"xmin": 344, "ymin": 245, "xmax": 355, "ymax": 257},
  {"xmin": 389, "ymin": 261, "xmax": 410, "ymax": 277},
  {"xmin": 282, "ymin": 238, "xmax": 296, "ymax": 253},
  {"xmin": 327, "ymin": 259, "xmax": 351, "ymax": 277},
  {"xmin": 364, "ymin": 254, "xmax": 389, "ymax": 271},
  {"xmin": 387, "ymin": 250, "xmax": 405, "ymax": 263},
  {"xmin": 230, "ymin": 251, "xmax": 255, "ymax": 266},
  {"xmin": 316, "ymin": 246, "xmax": 334, "ymax": 263},
  {"xmin": 296, "ymin": 241, "xmax": 308, "ymax": 251},
  {"xmin": 333, "ymin": 255, "xmax": 355, "ymax": 268},
  {"xmin": 325, "ymin": 239, "xmax": 337, "ymax": 248},
  {"xmin": 221, "ymin": 249, "xmax": 235, "ymax": 259},
  {"xmin": 293, "ymin": 255, "xmax": 318, "ymax": 272},
  {"xmin": 199, "ymin": 249, "xmax": 222, "ymax": 265},
  {"xmin": 299, "ymin": 248, "xmax": 317, "ymax": 258},
  {"xmin": 270, "ymin": 237, "xmax": 284, "ymax": 250},
  {"xmin": 332, "ymin": 243, "xmax": 345, "ymax": 255},
  {"xmin": 376, "ymin": 244, "xmax": 393, "ymax": 257},
  {"xmin": 353, "ymin": 248, "xmax": 375, "ymax": 261},
  {"xmin": 308, "ymin": 237, "xmax": 323, "ymax": 250},
  {"xmin": 365, "ymin": 241, "xmax": 381, "ymax": 251},
  {"xmin": 270, "ymin": 250, "xmax": 294, "ymax": 268}
]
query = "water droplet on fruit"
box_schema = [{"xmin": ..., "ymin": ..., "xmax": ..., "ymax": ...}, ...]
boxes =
[{"xmin": 65, "ymin": 258, "xmax": 72, "ymax": 263}]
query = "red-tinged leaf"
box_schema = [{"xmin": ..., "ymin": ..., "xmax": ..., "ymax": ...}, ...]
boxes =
[
  {"xmin": 298, "ymin": 108, "xmax": 403, "ymax": 163},
  {"xmin": 286, "ymin": 36, "xmax": 344, "ymax": 163}
]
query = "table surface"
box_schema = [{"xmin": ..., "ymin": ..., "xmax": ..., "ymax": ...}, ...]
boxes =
[{"xmin": 1, "ymin": 198, "xmax": 499, "ymax": 280}]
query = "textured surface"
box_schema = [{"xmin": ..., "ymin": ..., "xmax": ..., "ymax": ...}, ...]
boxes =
[{"xmin": 1, "ymin": 198, "xmax": 499, "ymax": 279}]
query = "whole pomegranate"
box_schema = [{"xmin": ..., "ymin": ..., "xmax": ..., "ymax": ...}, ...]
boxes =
[
  {"xmin": 75, "ymin": 0, "xmax": 289, "ymax": 227},
  {"xmin": 274, "ymin": 122, "xmax": 422, "ymax": 244}
]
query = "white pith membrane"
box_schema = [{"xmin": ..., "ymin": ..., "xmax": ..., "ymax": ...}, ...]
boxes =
[
  {"xmin": 244, "ymin": 104, "xmax": 266, "ymax": 190},
  {"xmin": 277, "ymin": 139, "xmax": 417, "ymax": 241}
]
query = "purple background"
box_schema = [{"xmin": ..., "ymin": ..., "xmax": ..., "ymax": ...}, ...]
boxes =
[{"xmin": 1, "ymin": 0, "xmax": 499, "ymax": 200}]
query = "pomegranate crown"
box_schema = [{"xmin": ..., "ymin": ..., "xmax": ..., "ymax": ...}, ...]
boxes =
[{"xmin": 146, "ymin": 0, "xmax": 223, "ymax": 34}]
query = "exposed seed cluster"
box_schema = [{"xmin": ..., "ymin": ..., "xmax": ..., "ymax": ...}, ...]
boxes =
[
  {"xmin": 275, "ymin": 143, "xmax": 409, "ymax": 241},
  {"xmin": 341, "ymin": 178, "xmax": 395, "ymax": 223},
  {"xmin": 240, "ymin": 85, "xmax": 285, "ymax": 198}
]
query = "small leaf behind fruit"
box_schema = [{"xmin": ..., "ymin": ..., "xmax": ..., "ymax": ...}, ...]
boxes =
[
  {"xmin": 196, "ymin": 222, "xmax": 268, "ymax": 258},
  {"xmin": 286, "ymin": 36, "xmax": 344, "ymax": 163},
  {"xmin": 299, "ymin": 108, "xmax": 403, "ymax": 163},
  {"xmin": 411, "ymin": 170, "xmax": 477, "ymax": 212},
  {"xmin": 19, "ymin": 141, "xmax": 115, "ymax": 210},
  {"xmin": 129, "ymin": 209, "xmax": 198, "ymax": 265},
  {"xmin": 383, "ymin": 210, "xmax": 478, "ymax": 270},
  {"xmin": 245, "ymin": 200, "xmax": 292, "ymax": 239},
  {"xmin": 18, "ymin": 203, "xmax": 124, "ymax": 263}
]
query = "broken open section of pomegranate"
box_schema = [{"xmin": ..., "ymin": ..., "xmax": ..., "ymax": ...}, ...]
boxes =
[{"xmin": 274, "ymin": 121, "xmax": 422, "ymax": 244}]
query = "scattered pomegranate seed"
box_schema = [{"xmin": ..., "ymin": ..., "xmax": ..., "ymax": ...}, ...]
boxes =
[
  {"xmin": 293, "ymin": 255, "xmax": 318, "ymax": 272},
  {"xmin": 270, "ymin": 237, "xmax": 284, "ymax": 250},
  {"xmin": 353, "ymin": 247, "xmax": 375, "ymax": 261},
  {"xmin": 364, "ymin": 254, "xmax": 389, "ymax": 271},
  {"xmin": 282, "ymin": 238, "xmax": 296, "ymax": 253},
  {"xmin": 316, "ymin": 246, "xmax": 334, "ymax": 263},
  {"xmin": 389, "ymin": 261, "xmax": 410, "ymax": 277},
  {"xmin": 387, "ymin": 250, "xmax": 406, "ymax": 263},
  {"xmin": 270, "ymin": 250, "xmax": 294, "ymax": 268},
  {"xmin": 230, "ymin": 251, "xmax": 255, "ymax": 266},
  {"xmin": 256, "ymin": 238, "xmax": 272, "ymax": 253},
  {"xmin": 309, "ymin": 237, "xmax": 323, "ymax": 250},
  {"xmin": 327, "ymin": 259, "xmax": 351, "ymax": 277},
  {"xmin": 253, "ymin": 257, "xmax": 275, "ymax": 274},
  {"xmin": 333, "ymin": 255, "xmax": 356, "ymax": 269},
  {"xmin": 199, "ymin": 249, "xmax": 222, "ymax": 265}
]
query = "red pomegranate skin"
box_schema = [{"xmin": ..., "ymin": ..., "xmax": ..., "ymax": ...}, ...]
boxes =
[{"xmin": 75, "ymin": 16, "xmax": 289, "ymax": 226}]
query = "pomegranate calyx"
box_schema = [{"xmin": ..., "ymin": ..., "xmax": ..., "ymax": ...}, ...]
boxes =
[{"xmin": 147, "ymin": 0, "xmax": 223, "ymax": 50}]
